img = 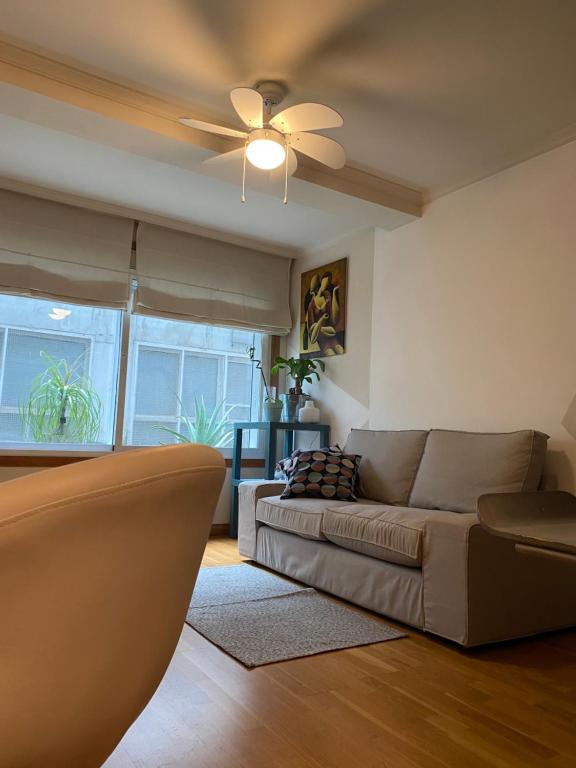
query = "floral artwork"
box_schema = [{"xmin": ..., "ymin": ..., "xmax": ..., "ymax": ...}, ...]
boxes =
[{"xmin": 300, "ymin": 257, "xmax": 347, "ymax": 358}]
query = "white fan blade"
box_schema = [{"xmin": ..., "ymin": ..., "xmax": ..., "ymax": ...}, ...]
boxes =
[
  {"xmin": 286, "ymin": 147, "xmax": 298, "ymax": 176},
  {"xmin": 290, "ymin": 132, "xmax": 346, "ymax": 169},
  {"xmin": 202, "ymin": 148, "xmax": 246, "ymax": 166},
  {"xmin": 266, "ymin": 147, "xmax": 298, "ymax": 178},
  {"xmin": 230, "ymin": 87, "xmax": 263, "ymax": 128},
  {"xmin": 179, "ymin": 118, "xmax": 247, "ymax": 140},
  {"xmin": 270, "ymin": 103, "xmax": 343, "ymax": 134}
]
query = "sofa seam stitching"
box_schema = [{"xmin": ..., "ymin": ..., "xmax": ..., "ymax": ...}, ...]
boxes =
[
  {"xmin": 323, "ymin": 529, "xmax": 420, "ymax": 559},
  {"xmin": 0, "ymin": 465, "xmax": 224, "ymax": 529},
  {"xmin": 257, "ymin": 518, "xmax": 325, "ymax": 539},
  {"xmin": 406, "ymin": 433, "xmax": 430, "ymax": 503}
]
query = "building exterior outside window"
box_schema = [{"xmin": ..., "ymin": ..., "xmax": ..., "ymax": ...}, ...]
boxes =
[
  {"xmin": 0, "ymin": 295, "xmax": 263, "ymax": 451},
  {"xmin": 124, "ymin": 315, "xmax": 262, "ymax": 448}
]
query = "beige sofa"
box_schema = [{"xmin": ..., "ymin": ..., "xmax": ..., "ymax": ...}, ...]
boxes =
[{"xmin": 239, "ymin": 428, "xmax": 576, "ymax": 647}]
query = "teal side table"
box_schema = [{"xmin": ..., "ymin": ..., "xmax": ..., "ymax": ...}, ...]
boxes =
[{"xmin": 230, "ymin": 421, "xmax": 331, "ymax": 538}]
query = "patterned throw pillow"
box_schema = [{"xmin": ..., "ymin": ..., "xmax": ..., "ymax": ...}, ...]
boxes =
[
  {"xmin": 275, "ymin": 444, "xmax": 343, "ymax": 480},
  {"xmin": 279, "ymin": 447, "xmax": 361, "ymax": 501}
]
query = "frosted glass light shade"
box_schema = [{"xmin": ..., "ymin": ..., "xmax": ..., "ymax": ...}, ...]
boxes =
[{"xmin": 246, "ymin": 130, "xmax": 286, "ymax": 170}]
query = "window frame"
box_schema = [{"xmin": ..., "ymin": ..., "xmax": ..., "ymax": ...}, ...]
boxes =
[{"xmin": 0, "ymin": 298, "xmax": 272, "ymax": 459}]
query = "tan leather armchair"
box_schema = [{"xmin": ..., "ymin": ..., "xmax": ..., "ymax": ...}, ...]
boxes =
[{"xmin": 0, "ymin": 444, "xmax": 225, "ymax": 768}]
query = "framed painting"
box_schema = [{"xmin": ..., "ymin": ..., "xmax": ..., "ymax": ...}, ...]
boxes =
[{"xmin": 300, "ymin": 257, "xmax": 347, "ymax": 359}]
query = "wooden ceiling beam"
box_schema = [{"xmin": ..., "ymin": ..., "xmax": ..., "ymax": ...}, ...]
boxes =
[{"xmin": 0, "ymin": 39, "xmax": 422, "ymax": 218}]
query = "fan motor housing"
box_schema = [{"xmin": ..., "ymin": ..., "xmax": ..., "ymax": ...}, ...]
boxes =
[
  {"xmin": 255, "ymin": 81, "xmax": 287, "ymax": 110},
  {"xmin": 248, "ymin": 127, "xmax": 285, "ymax": 144}
]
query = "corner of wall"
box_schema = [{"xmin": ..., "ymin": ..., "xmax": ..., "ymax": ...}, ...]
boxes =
[{"xmin": 288, "ymin": 227, "xmax": 377, "ymax": 445}]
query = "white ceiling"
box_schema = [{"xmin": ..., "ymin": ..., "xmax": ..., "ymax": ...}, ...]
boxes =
[
  {"xmin": 1, "ymin": 0, "xmax": 576, "ymax": 247},
  {"xmin": 0, "ymin": 82, "xmax": 405, "ymax": 252},
  {"xmin": 0, "ymin": 112, "xmax": 353, "ymax": 253}
]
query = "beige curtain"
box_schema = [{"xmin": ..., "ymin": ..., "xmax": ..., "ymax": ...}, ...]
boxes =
[
  {"xmin": 134, "ymin": 223, "xmax": 292, "ymax": 335},
  {"xmin": 0, "ymin": 189, "xmax": 133, "ymax": 308}
]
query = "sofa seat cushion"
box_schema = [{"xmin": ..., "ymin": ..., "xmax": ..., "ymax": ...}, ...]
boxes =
[
  {"xmin": 322, "ymin": 504, "xmax": 437, "ymax": 567},
  {"xmin": 256, "ymin": 496, "xmax": 378, "ymax": 541}
]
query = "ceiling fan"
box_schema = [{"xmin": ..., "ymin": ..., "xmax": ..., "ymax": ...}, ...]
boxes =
[{"xmin": 179, "ymin": 81, "xmax": 345, "ymax": 203}]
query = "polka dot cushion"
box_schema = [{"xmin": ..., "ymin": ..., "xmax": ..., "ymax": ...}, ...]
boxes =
[{"xmin": 279, "ymin": 447, "xmax": 362, "ymax": 502}]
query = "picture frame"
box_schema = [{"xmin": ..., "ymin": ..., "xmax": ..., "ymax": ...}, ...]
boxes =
[{"xmin": 299, "ymin": 257, "xmax": 347, "ymax": 359}]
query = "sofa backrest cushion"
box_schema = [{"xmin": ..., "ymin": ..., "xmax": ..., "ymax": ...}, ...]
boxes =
[
  {"xmin": 344, "ymin": 429, "xmax": 429, "ymax": 506},
  {"xmin": 409, "ymin": 429, "xmax": 549, "ymax": 514}
]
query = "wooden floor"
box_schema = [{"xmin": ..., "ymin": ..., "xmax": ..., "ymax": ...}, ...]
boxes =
[{"xmin": 104, "ymin": 538, "xmax": 576, "ymax": 768}]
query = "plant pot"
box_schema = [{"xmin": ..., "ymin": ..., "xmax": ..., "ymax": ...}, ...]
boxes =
[
  {"xmin": 280, "ymin": 393, "xmax": 304, "ymax": 423},
  {"xmin": 263, "ymin": 401, "xmax": 283, "ymax": 422}
]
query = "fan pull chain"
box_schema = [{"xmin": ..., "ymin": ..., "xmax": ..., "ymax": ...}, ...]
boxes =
[
  {"xmin": 241, "ymin": 140, "xmax": 248, "ymax": 203},
  {"xmin": 283, "ymin": 142, "xmax": 289, "ymax": 205}
]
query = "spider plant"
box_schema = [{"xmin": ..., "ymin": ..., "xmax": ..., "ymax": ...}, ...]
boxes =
[
  {"xmin": 156, "ymin": 396, "xmax": 234, "ymax": 447},
  {"xmin": 20, "ymin": 351, "xmax": 102, "ymax": 443}
]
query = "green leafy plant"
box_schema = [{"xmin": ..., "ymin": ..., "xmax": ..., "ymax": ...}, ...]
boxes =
[
  {"xmin": 271, "ymin": 355, "xmax": 325, "ymax": 395},
  {"xmin": 247, "ymin": 345, "xmax": 280, "ymax": 403},
  {"xmin": 20, "ymin": 352, "xmax": 102, "ymax": 443},
  {"xmin": 156, "ymin": 396, "xmax": 234, "ymax": 447}
]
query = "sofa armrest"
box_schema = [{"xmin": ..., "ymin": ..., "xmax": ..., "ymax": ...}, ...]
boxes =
[
  {"xmin": 422, "ymin": 511, "xmax": 480, "ymax": 645},
  {"xmin": 238, "ymin": 481, "xmax": 287, "ymax": 558},
  {"xmin": 423, "ymin": 509, "xmax": 576, "ymax": 646}
]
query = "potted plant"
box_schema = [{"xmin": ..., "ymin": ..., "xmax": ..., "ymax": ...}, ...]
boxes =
[
  {"xmin": 20, "ymin": 352, "xmax": 102, "ymax": 444},
  {"xmin": 155, "ymin": 396, "xmax": 234, "ymax": 447},
  {"xmin": 271, "ymin": 355, "xmax": 325, "ymax": 422},
  {"xmin": 248, "ymin": 346, "xmax": 283, "ymax": 421}
]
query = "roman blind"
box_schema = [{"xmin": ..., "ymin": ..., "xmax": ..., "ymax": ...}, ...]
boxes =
[
  {"xmin": 134, "ymin": 223, "xmax": 292, "ymax": 335},
  {"xmin": 0, "ymin": 189, "xmax": 132, "ymax": 308}
]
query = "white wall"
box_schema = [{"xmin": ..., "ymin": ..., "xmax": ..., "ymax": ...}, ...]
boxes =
[
  {"xmin": 3, "ymin": 141, "xmax": 576, "ymax": 500},
  {"xmin": 371, "ymin": 140, "xmax": 576, "ymax": 491},
  {"xmin": 288, "ymin": 228, "xmax": 375, "ymax": 447}
]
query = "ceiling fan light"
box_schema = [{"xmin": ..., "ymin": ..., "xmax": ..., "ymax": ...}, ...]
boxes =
[{"xmin": 245, "ymin": 129, "xmax": 286, "ymax": 170}]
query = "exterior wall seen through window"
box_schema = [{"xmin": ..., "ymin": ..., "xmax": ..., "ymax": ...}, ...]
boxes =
[{"xmin": 0, "ymin": 294, "xmax": 264, "ymax": 452}]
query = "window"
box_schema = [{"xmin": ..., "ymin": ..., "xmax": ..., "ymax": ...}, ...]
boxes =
[
  {"xmin": 0, "ymin": 295, "xmax": 121, "ymax": 448},
  {"xmin": 0, "ymin": 294, "xmax": 266, "ymax": 452},
  {"xmin": 124, "ymin": 316, "xmax": 263, "ymax": 449}
]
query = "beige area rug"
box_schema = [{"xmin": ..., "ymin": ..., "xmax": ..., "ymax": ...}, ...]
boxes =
[{"xmin": 186, "ymin": 564, "xmax": 406, "ymax": 668}]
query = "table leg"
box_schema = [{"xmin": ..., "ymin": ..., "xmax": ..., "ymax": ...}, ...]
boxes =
[
  {"xmin": 229, "ymin": 427, "xmax": 243, "ymax": 538},
  {"xmin": 264, "ymin": 423, "xmax": 276, "ymax": 479},
  {"xmin": 283, "ymin": 430, "xmax": 294, "ymax": 459}
]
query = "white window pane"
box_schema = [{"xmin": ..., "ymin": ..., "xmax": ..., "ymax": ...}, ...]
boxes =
[
  {"xmin": 226, "ymin": 360, "xmax": 252, "ymax": 406},
  {"xmin": 230, "ymin": 329, "xmax": 257, "ymax": 352},
  {"xmin": 182, "ymin": 354, "xmax": 219, "ymax": 415},
  {"xmin": 0, "ymin": 412, "xmax": 24, "ymax": 441},
  {"xmin": 0, "ymin": 295, "xmax": 121, "ymax": 448},
  {"xmin": 2, "ymin": 331, "xmax": 87, "ymax": 407},
  {"xmin": 131, "ymin": 419, "xmax": 179, "ymax": 446},
  {"xmin": 228, "ymin": 405, "xmax": 251, "ymax": 423},
  {"xmin": 134, "ymin": 349, "xmax": 179, "ymax": 416}
]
